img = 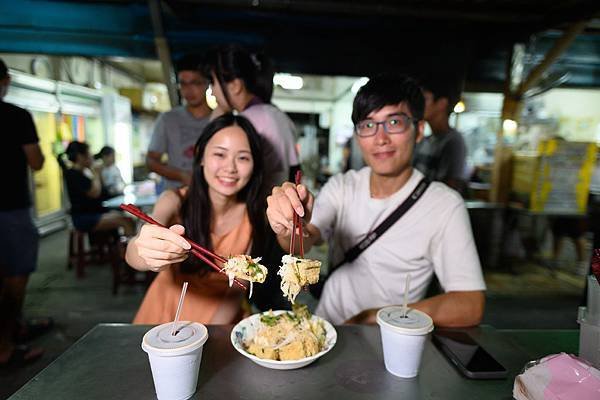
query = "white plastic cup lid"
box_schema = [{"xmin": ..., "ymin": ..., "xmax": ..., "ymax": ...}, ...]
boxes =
[
  {"xmin": 377, "ymin": 307, "xmax": 434, "ymax": 335},
  {"xmin": 142, "ymin": 321, "xmax": 208, "ymax": 356}
]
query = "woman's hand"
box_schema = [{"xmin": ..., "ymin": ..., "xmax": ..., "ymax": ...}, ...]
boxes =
[
  {"xmin": 133, "ymin": 224, "xmax": 192, "ymax": 272},
  {"xmin": 266, "ymin": 182, "xmax": 314, "ymax": 237}
]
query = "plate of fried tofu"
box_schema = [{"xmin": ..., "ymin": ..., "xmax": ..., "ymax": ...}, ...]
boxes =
[{"xmin": 230, "ymin": 306, "xmax": 337, "ymax": 370}]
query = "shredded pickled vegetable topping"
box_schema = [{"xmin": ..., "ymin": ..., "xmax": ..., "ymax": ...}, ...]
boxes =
[{"xmin": 278, "ymin": 255, "xmax": 321, "ymax": 303}]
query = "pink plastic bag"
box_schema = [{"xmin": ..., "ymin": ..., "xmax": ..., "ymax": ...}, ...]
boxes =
[{"xmin": 514, "ymin": 353, "xmax": 600, "ymax": 400}]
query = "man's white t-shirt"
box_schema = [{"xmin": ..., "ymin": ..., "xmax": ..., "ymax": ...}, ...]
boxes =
[{"xmin": 312, "ymin": 167, "xmax": 486, "ymax": 324}]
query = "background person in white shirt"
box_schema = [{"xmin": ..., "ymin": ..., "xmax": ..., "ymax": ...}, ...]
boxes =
[{"xmin": 266, "ymin": 74, "xmax": 486, "ymax": 327}]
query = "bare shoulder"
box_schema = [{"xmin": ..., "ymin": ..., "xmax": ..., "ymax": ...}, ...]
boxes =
[
  {"xmin": 152, "ymin": 189, "xmax": 185, "ymax": 224},
  {"xmin": 157, "ymin": 189, "xmax": 184, "ymax": 207}
]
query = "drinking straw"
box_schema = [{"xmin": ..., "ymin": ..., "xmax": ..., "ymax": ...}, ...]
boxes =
[
  {"xmin": 171, "ymin": 281, "xmax": 189, "ymax": 336},
  {"xmin": 402, "ymin": 274, "xmax": 411, "ymax": 318}
]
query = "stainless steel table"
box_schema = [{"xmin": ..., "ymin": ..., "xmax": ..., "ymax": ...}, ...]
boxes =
[{"xmin": 9, "ymin": 324, "xmax": 578, "ymax": 399}]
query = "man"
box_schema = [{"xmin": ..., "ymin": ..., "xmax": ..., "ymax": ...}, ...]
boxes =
[
  {"xmin": 413, "ymin": 78, "xmax": 468, "ymax": 194},
  {"xmin": 146, "ymin": 56, "xmax": 212, "ymax": 189},
  {"xmin": 0, "ymin": 58, "xmax": 47, "ymax": 366},
  {"xmin": 266, "ymin": 74, "xmax": 485, "ymax": 327}
]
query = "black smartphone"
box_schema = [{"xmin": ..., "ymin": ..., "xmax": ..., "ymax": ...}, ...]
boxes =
[{"xmin": 432, "ymin": 330, "xmax": 508, "ymax": 379}]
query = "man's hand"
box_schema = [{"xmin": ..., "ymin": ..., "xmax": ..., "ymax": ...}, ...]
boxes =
[{"xmin": 266, "ymin": 182, "xmax": 314, "ymax": 237}]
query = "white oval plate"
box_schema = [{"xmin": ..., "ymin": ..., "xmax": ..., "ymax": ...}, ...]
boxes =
[{"xmin": 230, "ymin": 310, "xmax": 337, "ymax": 370}]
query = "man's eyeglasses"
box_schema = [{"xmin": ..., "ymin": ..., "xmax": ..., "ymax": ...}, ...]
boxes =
[
  {"xmin": 177, "ymin": 80, "xmax": 207, "ymax": 89},
  {"xmin": 354, "ymin": 113, "xmax": 418, "ymax": 137}
]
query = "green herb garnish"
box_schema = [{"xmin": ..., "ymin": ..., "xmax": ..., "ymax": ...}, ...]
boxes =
[{"xmin": 260, "ymin": 313, "xmax": 281, "ymax": 327}]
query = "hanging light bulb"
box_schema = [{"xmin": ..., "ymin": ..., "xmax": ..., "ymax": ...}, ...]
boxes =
[
  {"xmin": 453, "ymin": 100, "xmax": 466, "ymax": 113},
  {"xmin": 206, "ymin": 87, "xmax": 218, "ymax": 110},
  {"xmin": 351, "ymin": 77, "xmax": 369, "ymax": 94},
  {"xmin": 273, "ymin": 73, "xmax": 304, "ymax": 90}
]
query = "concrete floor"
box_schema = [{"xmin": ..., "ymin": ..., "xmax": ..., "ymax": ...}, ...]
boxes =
[{"xmin": 0, "ymin": 228, "xmax": 588, "ymax": 399}]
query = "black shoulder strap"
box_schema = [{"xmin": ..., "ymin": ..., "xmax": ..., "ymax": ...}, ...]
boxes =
[{"xmin": 333, "ymin": 178, "xmax": 430, "ymax": 270}]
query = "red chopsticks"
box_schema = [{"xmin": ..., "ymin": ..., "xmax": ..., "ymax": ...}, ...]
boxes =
[
  {"xmin": 120, "ymin": 204, "xmax": 246, "ymax": 290},
  {"xmin": 289, "ymin": 171, "xmax": 304, "ymax": 258}
]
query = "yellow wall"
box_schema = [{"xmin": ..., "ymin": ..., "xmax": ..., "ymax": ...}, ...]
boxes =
[{"xmin": 32, "ymin": 111, "xmax": 62, "ymax": 217}]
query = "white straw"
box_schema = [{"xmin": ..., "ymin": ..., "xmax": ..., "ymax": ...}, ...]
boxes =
[
  {"xmin": 171, "ymin": 281, "xmax": 189, "ymax": 336},
  {"xmin": 402, "ymin": 274, "xmax": 411, "ymax": 318}
]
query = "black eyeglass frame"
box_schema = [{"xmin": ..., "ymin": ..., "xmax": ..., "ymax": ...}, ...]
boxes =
[{"xmin": 354, "ymin": 112, "xmax": 419, "ymax": 138}]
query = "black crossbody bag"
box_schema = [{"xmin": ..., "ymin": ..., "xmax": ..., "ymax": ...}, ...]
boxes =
[{"xmin": 310, "ymin": 178, "xmax": 430, "ymax": 299}]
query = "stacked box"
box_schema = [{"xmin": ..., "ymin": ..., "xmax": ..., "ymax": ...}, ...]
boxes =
[{"xmin": 511, "ymin": 140, "xmax": 597, "ymax": 214}]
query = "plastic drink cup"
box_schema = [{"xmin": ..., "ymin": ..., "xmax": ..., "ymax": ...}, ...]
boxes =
[
  {"xmin": 376, "ymin": 306, "xmax": 434, "ymax": 378},
  {"xmin": 142, "ymin": 322, "xmax": 209, "ymax": 400}
]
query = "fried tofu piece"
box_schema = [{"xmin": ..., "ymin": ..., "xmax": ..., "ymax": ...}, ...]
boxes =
[
  {"xmin": 278, "ymin": 340, "xmax": 306, "ymax": 361},
  {"xmin": 246, "ymin": 343, "xmax": 278, "ymax": 360},
  {"xmin": 296, "ymin": 259, "xmax": 321, "ymax": 285}
]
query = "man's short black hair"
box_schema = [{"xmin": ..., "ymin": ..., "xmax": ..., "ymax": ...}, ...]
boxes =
[
  {"xmin": 0, "ymin": 58, "xmax": 8, "ymax": 80},
  {"xmin": 352, "ymin": 74, "xmax": 425, "ymax": 125},
  {"xmin": 174, "ymin": 54, "xmax": 205, "ymax": 77},
  {"xmin": 420, "ymin": 75, "xmax": 462, "ymax": 115}
]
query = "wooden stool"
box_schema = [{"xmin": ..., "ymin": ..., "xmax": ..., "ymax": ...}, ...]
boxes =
[
  {"xmin": 67, "ymin": 228, "xmax": 121, "ymax": 293},
  {"xmin": 67, "ymin": 229, "xmax": 152, "ymax": 294}
]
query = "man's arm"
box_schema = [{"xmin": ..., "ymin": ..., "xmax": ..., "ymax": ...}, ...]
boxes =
[
  {"xmin": 22, "ymin": 143, "xmax": 44, "ymax": 171},
  {"xmin": 410, "ymin": 290, "xmax": 485, "ymax": 327},
  {"xmin": 146, "ymin": 151, "xmax": 191, "ymax": 186},
  {"xmin": 345, "ymin": 290, "xmax": 485, "ymax": 327}
]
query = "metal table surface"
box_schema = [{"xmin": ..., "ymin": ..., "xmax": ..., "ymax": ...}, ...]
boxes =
[{"xmin": 9, "ymin": 324, "xmax": 578, "ymax": 400}]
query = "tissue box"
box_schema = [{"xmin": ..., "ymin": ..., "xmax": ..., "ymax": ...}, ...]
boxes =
[{"xmin": 513, "ymin": 353, "xmax": 600, "ymax": 400}]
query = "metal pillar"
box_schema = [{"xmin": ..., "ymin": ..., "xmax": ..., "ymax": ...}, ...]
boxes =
[{"xmin": 148, "ymin": 0, "xmax": 178, "ymax": 107}]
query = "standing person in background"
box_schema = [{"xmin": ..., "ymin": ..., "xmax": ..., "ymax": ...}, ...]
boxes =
[
  {"xmin": 206, "ymin": 44, "xmax": 300, "ymax": 195},
  {"xmin": 0, "ymin": 58, "xmax": 50, "ymax": 367},
  {"xmin": 413, "ymin": 77, "xmax": 467, "ymax": 194},
  {"xmin": 94, "ymin": 146, "xmax": 125, "ymax": 198},
  {"xmin": 146, "ymin": 56, "xmax": 212, "ymax": 189}
]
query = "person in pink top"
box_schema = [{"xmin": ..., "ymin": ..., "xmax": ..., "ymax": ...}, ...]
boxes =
[{"xmin": 206, "ymin": 44, "xmax": 300, "ymax": 195}]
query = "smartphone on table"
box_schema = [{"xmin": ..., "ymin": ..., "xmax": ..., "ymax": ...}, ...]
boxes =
[{"xmin": 432, "ymin": 329, "xmax": 508, "ymax": 379}]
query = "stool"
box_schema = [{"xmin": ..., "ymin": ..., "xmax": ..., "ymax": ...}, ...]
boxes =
[
  {"xmin": 67, "ymin": 229, "xmax": 152, "ymax": 294},
  {"xmin": 67, "ymin": 228, "xmax": 122, "ymax": 293}
]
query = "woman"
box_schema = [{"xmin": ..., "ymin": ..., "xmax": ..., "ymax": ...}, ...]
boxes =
[
  {"xmin": 94, "ymin": 146, "xmax": 125, "ymax": 198},
  {"xmin": 126, "ymin": 114, "xmax": 286, "ymax": 325},
  {"xmin": 59, "ymin": 141, "xmax": 134, "ymax": 236},
  {"xmin": 207, "ymin": 44, "xmax": 300, "ymax": 194}
]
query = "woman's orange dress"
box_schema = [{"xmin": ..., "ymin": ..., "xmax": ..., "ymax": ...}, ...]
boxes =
[{"xmin": 133, "ymin": 211, "xmax": 252, "ymax": 325}]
